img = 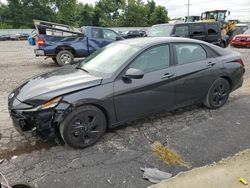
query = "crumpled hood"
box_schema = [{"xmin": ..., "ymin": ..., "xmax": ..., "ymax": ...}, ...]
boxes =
[{"xmin": 15, "ymin": 66, "xmax": 102, "ymax": 103}]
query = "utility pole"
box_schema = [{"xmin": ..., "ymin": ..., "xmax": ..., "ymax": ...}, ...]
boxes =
[{"xmin": 186, "ymin": 0, "xmax": 191, "ymax": 17}]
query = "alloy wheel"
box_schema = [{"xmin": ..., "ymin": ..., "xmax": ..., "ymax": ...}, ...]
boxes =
[{"xmin": 60, "ymin": 53, "xmax": 71, "ymax": 65}]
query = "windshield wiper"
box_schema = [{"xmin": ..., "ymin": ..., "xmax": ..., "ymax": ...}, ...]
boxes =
[{"xmin": 76, "ymin": 67, "xmax": 89, "ymax": 73}]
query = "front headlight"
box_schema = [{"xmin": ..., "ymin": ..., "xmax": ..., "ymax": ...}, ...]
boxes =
[
  {"xmin": 40, "ymin": 96, "xmax": 62, "ymax": 110},
  {"xmin": 24, "ymin": 96, "xmax": 62, "ymax": 111}
]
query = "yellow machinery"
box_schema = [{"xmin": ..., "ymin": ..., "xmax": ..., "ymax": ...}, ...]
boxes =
[{"xmin": 200, "ymin": 10, "xmax": 237, "ymax": 41}]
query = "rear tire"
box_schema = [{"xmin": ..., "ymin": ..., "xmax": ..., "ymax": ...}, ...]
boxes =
[
  {"xmin": 204, "ymin": 78, "xmax": 230, "ymax": 109},
  {"xmin": 56, "ymin": 50, "xmax": 74, "ymax": 66},
  {"xmin": 59, "ymin": 105, "xmax": 106, "ymax": 149}
]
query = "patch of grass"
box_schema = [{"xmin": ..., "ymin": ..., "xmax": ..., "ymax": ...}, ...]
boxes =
[{"xmin": 152, "ymin": 141, "xmax": 191, "ymax": 168}]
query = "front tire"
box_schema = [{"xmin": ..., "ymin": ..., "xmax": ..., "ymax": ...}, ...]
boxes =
[
  {"xmin": 220, "ymin": 41, "xmax": 226, "ymax": 48},
  {"xmin": 204, "ymin": 78, "xmax": 230, "ymax": 109},
  {"xmin": 56, "ymin": 50, "xmax": 74, "ymax": 66},
  {"xmin": 60, "ymin": 106, "xmax": 107, "ymax": 149}
]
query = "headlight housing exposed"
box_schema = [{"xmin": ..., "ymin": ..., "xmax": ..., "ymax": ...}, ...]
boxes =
[
  {"xmin": 40, "ymin": 96, "xmax": 62, "ymax": 110},
  {"xmin": 25, "ymin": 96, "xmax": 62, "ymax": 111}
]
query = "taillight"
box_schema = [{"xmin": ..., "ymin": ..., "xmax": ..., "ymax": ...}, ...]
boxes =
[
  {"xmin": 237, "ymin": 59, "xmax": 244, "ymax": 67},
  {"xmin": 37, "ymin": 37, "xmax": 45, "ymax": 46}
]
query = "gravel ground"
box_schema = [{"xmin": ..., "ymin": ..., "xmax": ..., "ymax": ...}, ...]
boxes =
[{"xmin": 0, "ymin": 41, "xmax": 249, "ymax": 188}]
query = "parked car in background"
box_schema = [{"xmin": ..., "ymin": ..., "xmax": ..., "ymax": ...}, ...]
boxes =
[
  {"xmin": 0, "ymin": 33, "xmax": 29, "ymax": 41},
  {"xmin": 8, "ymin": 37, "xmax": 245, "ymax": 149},
  {"xmin": 10, "ymin": 33, "xmax": 29, "ymax": 40},
  {"xmin": 150, "ymin": 22, "xmax": 228, "ymax": 47},
  {"xmin": 230, "ymin": 29, "xmax": 250, "ymax": 48},
  {"xmin": 0, "ymin": 34, "xmax": 10, "ymax": 41},
  {"xmin": 33, "ymin": 20, "xmax": 123, "ymax": 66},
  {"xmin": 123, "ymin": 30, "xmax": 141, "ymax": 38},
  {"xmin": 139, "ymin": 30, "xmax": 147, "ymax": 37}
]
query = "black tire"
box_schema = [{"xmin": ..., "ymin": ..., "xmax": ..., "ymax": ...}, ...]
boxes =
[
  {"xmin": 59, "ymin": 105, "xmax": 107, "ymax": 149},
  {"xmin": 56, "ymin": 50, "xmax": 74, "ymax": 66},
  {"xmin": 204, "ymin": 78, "xmax": 230, "ymax": 109},
  {"xmin": 220, "ymin": 41, "xmax": 226, "ymax": 48}
]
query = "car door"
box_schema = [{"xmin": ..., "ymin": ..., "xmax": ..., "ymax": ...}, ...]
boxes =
[
  {"xmin": 205, "ymin": 23, "xmax": 220, "ymax": 44},
  {"xmin": 191, "ymin": 23, "xmax": 206, "ymax": 41},
  {"xmin": 113, "ymin": 44, "xmax": 176, "ymax": 122},
  {"xmin": 173, "ymin": 43, "xmax": 219, "ymax": 105},
  {"xmin": 87, "ymin": 28, "xmax": 106, "ymax": 54}
]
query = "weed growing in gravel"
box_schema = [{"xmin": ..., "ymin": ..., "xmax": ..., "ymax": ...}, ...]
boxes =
[{"xmin": 152, "ymin": 141, "xmax": 191, "ymax": 168}]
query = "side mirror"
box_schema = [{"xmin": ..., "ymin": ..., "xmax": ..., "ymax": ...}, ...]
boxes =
[
  {"xmin": 116, "ymin": 36, "xmax": 123, "ymax": 41},
  {"xmin": 123, "ymin": 68, "xmax": 144, "ymax": 79}
]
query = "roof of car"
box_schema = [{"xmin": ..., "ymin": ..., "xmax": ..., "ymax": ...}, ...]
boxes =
[
  {"xmin": 236, "ymin": 24, "xmax": 248, "ymax": 27},
  {"xmin": 152, "ymin": 21, "xmax": 218, "ymax": 27},
  {"xmin": 116, "ymin": 37, "xmax": 207, "ymax": 47}
]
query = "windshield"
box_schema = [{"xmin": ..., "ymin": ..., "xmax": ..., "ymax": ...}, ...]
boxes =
[
  {"xmin": 244, "ymin": 29, "xmax": 250, "ymax": 34},
  {"xmin": 217, "ymin": 12, "xmax": 226, "ymax": 21},
  {"xmin": 150, "ymin": 25, "xmax": 173, "ymax": 37},
  {"xmin": 79, "ymin": 43, "xmax": 140, "ymax": 77}
]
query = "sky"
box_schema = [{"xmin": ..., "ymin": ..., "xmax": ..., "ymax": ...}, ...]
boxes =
[{"xmin": 1, "ymin": 0, "xmax": 249, "ymax": 21}]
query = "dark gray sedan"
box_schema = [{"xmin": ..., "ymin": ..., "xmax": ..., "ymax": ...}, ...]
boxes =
[{"xmin": 8, "ymin": 37, "xmax": 245, "ymax": 148}]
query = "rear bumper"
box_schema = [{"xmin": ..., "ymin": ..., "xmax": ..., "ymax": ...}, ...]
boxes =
[
  {"xmin": 232, "ymin": 75, "xmax": 244, "ymax": 92},
  {"xmin": 34, "ymin": 49, "xmax": 45, "ymax": 56}
]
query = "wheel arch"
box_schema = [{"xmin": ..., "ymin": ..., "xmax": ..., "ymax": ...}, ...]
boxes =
[
  {"xmin": 55, "ymin": 45, "xmax": 76, "ymax": 55},
  {"xmin": 83, "ymin": 103, "xmax": 110, "ymax": 128},
  {"xmin": 220, "ymin": 76, "xmax": 233, "ymax": 91}
]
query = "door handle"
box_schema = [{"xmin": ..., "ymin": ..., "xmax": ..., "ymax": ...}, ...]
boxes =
[
  {"xmin": 207, "ymin": 61, "xmax": 216, "ymax": 67},
  {"xmin": 162, "ymin": 73, "xmax": 174, "ymax": 79}
]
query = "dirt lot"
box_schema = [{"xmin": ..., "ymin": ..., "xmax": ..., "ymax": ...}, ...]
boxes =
[{"xmin": 0, "ymin": 41, "xmax": 250, "ymax": 188}]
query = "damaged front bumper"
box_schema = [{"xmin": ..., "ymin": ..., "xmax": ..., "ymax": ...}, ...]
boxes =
[
  {"xmin": 9, "ymin": 108, "xmax": 57, "ymax": 138},
  {"xmin": 8, "ymin": 91, "xmax": 72, "ymax": 141}
]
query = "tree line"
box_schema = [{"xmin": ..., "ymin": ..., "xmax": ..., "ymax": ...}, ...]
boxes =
[{"xmin": 0, "ymin": 0, "xmax": 169, "ymax": 29}]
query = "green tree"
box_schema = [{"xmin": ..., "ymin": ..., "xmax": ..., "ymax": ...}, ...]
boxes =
[
  {"xmin": 1, "ymin": 0, "xmax": 56, "ymax": 28},
  {"xmin": 150, "ymin": 6, "xmax": 169, "ymax": 25},
  {"xmin": 95, "ymin": 0, "xmax": 125, "ymax": 26},
  {"xmin": 145, "ymin": 0, "xmax": 155, "ymax": 23},
  {"xmin": 0, "ymin": 0, "xmax": 170, "ymax": 28},
  {"xmin": 75, "ymin": 3, "xmax": 95, "ymax": 26},
  {"xmin": 121, "ymin": 0, "xmax": 148, "ymax": 27},
  {"xmin": 52, "ymin": 0, "xmax": 77, "ymax": 26}
]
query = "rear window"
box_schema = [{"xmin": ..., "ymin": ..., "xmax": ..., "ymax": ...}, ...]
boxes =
[
  {"xmin": 91, "ymin": 28, "xmax": 104, "ymax": 38},
  {"xmin": 192, "ymin": 24, "xmax": 205, "ymax": 36},
  {"xmin": 174, "ymin": 43, "xmax": 207, "ymax": 65},
  {"xmin": 174, "ymin": 25, "xmax": 189, "ymax": 37}
]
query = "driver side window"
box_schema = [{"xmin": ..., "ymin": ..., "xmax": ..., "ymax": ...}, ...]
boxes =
[{"xmin": 129, "ymin": 45, "xmax": 170, "ymax": 74}]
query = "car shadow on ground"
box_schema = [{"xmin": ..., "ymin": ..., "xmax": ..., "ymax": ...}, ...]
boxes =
[{"xmin": 0, "ymin": 103, "xmax": 205, "ymax": 160}]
